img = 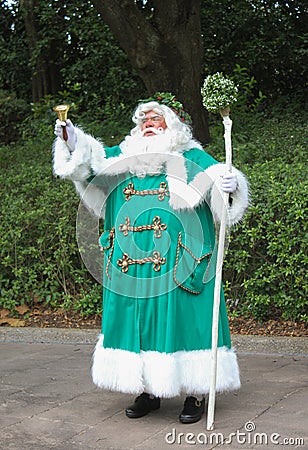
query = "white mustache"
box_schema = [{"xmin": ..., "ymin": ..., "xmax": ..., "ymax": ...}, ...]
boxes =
[{"xmin": 142, "ymin": 127, "xmax": 165, "ymax": 136}]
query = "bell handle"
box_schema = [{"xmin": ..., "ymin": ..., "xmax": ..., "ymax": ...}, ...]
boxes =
[{"xmin": 62, "ymin": 125, "xmax": 68, "ymax": 141}]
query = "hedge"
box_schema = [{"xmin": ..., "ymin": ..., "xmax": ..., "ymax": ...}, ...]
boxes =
[{"xmin": 0, "ymin": 138, "xmax": 102, "ymax": 315}]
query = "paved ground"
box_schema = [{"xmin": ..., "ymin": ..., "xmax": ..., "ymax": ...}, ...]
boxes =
[{"xmin": 0, "ymin": 328, "xmax": 307, "ymax": 450}]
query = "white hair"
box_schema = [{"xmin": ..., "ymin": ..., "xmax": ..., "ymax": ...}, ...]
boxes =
[{"xmin": 130, "ymin": 101, "xmax": 193, "ymax": 149}]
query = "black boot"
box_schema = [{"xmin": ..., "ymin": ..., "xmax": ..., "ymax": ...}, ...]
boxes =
[
  {"xmin": 125, "ymin": 393, "xmax": 161, "ymax": 419},
  {"xmin": 179, "ymin": 396, "xmax": 205, "ymax": 424}
]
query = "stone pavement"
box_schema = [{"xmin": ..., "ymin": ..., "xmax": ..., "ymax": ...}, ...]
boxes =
[{"xmin": 0, "ymin": 328, "xmax": 307, "ymax": 450}]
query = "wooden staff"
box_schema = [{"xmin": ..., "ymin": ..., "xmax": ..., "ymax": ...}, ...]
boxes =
[{"xmin": 207, "ymin": 106, "xmax": 232, "ymax": 431}]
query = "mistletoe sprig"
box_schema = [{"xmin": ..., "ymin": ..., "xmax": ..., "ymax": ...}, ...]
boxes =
[
  {"xmin": 201, "ymin": 72, "xmax": 238, "ymax": 114},
  {"xmin": 139, "ymin": 92, "xmax": 192, "ymax": 124}
]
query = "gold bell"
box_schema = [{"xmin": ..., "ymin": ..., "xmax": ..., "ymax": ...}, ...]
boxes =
[
  {"xmin": 53, "ymin": 104, "xmax": 70, "ymax": 122},
  {"xmin": 53, "ymin": 104, "xmax": 70, "ymax": 141}
]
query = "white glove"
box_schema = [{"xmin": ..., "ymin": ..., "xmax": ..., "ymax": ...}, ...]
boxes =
[
  {"xmin": 54, "ymin": 119, "xmax": 76, "ymax": 152},
  {"xmin": 221, "ymin": 172, "xmax": 238, "ymax": 193}
]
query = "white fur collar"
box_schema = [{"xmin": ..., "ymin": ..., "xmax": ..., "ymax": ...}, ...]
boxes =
[
  {"xmin": 54, "ymin": 128, "xmax": 249, "ymax": 223},
  {"xmin": 91, "ymin": 138, "xmax": 202, "ymax": 179},
  {"xmin": 90, "ymin": 138, "xmax": 218, "ymax": 213}
]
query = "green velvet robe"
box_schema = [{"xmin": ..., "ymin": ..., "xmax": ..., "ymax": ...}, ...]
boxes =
[
  {"xmin": 53, "ymin": 129, "xmax": 248, "ymax": 397},
  {"xmin": 91, "ymin": 146, "xmax": 240, "ymax": 397}
]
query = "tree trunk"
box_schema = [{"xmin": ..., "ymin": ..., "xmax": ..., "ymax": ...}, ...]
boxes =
[
  {"xmin": 91, "ymin": 0, "xmax": 210, "ymax": 144},
  {"xmin": 20, "ymin": 0, "xmax": 62, "ymax": 103}
]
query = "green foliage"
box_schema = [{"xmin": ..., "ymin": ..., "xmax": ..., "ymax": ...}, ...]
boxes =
[
  {"xmin": 202, "ymin": 65, "xmax": 267, "ymax": 116},
  {"xmin": 56, "ymin": 1, "xmax": 146, "ymax": 124},
  {"xmin": 201, "ymin": 0, "xmax": 307, "ymax": 100},
  {"xmin": 0, "ymin": 0, "xmax": 146, "ymax": 123},
  {"xmin": 225, "ymin": 160, "xmax": 307, "ymax": 322},
  {"xmin": 207, "ymin": 112, "xmax": 308, "ymax": 323},
  {"xmin": 230, "ymin": 65, "xmax": 267, "ymax": 112},
  {"xmin": 1, "ymin": 0, "xmax": 306, "ymax": 120},
  {"xmin": 0, "ymin": 138, "xmax": 101, "ymax": 315},
  {"xmin": 0, "ymin": 89, "xmax": 31, "ymax": 143},
  {"xmin": 0, "ymin": 0, "xmax": 32, "ymax": 99},
  {"xmin": 138, "ymin": 92, "xmax": 192, "ymax": 124}
]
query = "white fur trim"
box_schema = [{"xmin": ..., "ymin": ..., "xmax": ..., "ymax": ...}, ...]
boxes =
[
  {"xmin": 167, "ymin": 159, "xmax": 249, "ymax": 225},
  {"xmin": 90, "ymin": 138, "xmax": 201, "ymax": 178},
  {"xmin": 166, "ymin": 155, "xmax": 213, "ymax": 210},
  {"xmin": 53, "ymin": 128, "xmax": 99, "ymax": 181},
  {"xmin": 53, "ymin": 130, "xmax": 248, "ymax": 223},
  {"xmin": 53, "ymin": 127, "xmax": 108, "ymax": 217},
  {"xmin": 90, "ymin": 142, "xmax": 124, "ymax": 176},
  {"xmin": 74, "ymin": 181, "xmax": 107, "ymax": 218},
  {"xmin": 92, "ymin": 335, "xmax": 240, "ymax": 398},
  {"xmin": 209, "ymin": 164, "xmax": 250, "ymax": 225},
  {"xmin": 177, "ymin": 138, "xmax": 203, "ymax": 153},
  {"xmin": 92, "ymin": 337, "xmax": 144, "ymax": 394}
]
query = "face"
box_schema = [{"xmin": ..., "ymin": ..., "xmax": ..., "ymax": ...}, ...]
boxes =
[{"xmin": 141, "ymin": 110, "xmax": 167, "ymax": 137}]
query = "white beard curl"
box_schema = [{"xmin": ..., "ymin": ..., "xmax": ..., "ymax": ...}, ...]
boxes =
[{"xmin": 119, "ymin": 129, "xmax": 175, "ymax": 178}]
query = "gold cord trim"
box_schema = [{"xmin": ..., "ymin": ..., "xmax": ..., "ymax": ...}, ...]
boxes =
[
  {"xmin": 99, "ymin": 227, "xmax": 115, "ymax": 279},
  {"xmin": 117, "ymin": 251, "xmax": 166, "ymax": 273},
  {"xmin": 173, "ymin": 232, "xmax": 212, "ymax": 295},
  {"xmin": 119, "ymin": 216, "xmax": 167, "ymax": 238},
  {"xmin": 123, "ymin": 181, "xmax": 169, "ymax": 201}
]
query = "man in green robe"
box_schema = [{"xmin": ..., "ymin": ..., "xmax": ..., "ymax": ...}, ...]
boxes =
[{"xmin": 53, "ymin": 94, "xmax": 249, "ymax": 423}]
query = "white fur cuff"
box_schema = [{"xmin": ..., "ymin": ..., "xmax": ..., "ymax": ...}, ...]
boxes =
[
  {"xmin": 167, "ymin": 162, "xmax": 249, "ymax": 225},
  {"xmin": 52, "ymin": 127, "xmax": 105, "ymax": 181},
  {"xmin": 209, "ymin": 164, "xmax": 250, "ymax": 225}
]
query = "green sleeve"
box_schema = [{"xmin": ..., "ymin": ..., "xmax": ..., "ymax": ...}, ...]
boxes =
[{"xmin": 183, "ymin": 148, "xmax": 218, "ymax": 183}]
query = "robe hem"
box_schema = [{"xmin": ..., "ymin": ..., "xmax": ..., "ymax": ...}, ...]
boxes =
[{"xmin": 91, "ymin": 334, "xmax": 241, "ymax": 398}]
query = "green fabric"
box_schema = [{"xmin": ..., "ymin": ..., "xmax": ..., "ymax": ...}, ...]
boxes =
[
  {"xmin": 86, "ymin": 145, "xmax": 122, "ymax": 184},
  {"xmin": 97, "ymin": 146, "xmax": 231, "ymax": 354}
]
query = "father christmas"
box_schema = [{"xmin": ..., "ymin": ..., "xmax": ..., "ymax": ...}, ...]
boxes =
[{"xmin": 53, "ymin": 94, "xmax": 249, "ymax": 424}]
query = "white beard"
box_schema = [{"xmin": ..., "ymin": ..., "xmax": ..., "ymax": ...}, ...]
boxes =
[
  {"xmin": 94, "ymin": 127, "xmax": 200, "ymax": 179},
  {"xmin": 119, "ymin": 129, "xmax": 174, "ymax": 178}
]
